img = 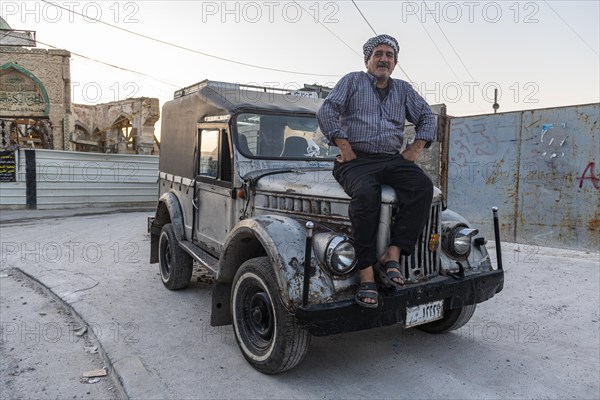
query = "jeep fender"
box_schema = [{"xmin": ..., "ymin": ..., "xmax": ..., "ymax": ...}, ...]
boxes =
[
  {"xmin": 441, "ymin": 208, "xmax": 492, "ymax": 272},
  {"xmin": 218, "ymin": 215, "xmax": 335, "ymax": 310},
  {"xmin": 442, "ymin": 208, "xmax": 472, "ymax": 227},
  {"xmin": 149, "ymin": 191, "xmax": 187, "ymax": 263}
]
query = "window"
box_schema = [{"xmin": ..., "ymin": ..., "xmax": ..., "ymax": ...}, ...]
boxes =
[
  {"xmin": 235, "ymin": 113, "xmax": 339, "ymax": 160},
  {"xmin": 199, "ymin": 129, "xmax": 219, "ymax": 178}
]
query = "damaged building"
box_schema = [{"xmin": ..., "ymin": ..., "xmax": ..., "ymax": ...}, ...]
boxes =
[
  {"xmin": 0, "ymin": 18, "xmax": 159, "ymax": 155},
  {"xmin": 71, "ymin": 98, "xmax": 159, "ymax": 155}
]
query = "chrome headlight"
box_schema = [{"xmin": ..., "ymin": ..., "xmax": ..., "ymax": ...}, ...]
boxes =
[
  {"xmin": 326, "ymin": 236, "xmax": 357, "ymax": 275},
  {"xmin": 442, "ymin": 222, "xmax": 479, "ymax": 260}
]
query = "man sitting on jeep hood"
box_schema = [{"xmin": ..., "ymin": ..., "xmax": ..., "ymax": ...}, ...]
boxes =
[{"xmin": 317, "ymin": 34, "xmax": 437, "ymax": 308}]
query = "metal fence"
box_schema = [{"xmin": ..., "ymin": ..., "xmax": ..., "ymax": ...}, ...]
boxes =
[
  {"xmin": 0, "ymin": 149, "xmax": 158, "ymax": 209},
  {"xmin": 447, "ymin": 103, "xmax": 599, "ymax": 251}
]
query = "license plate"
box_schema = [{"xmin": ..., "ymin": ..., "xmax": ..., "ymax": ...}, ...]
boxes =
[{"xmin": 405, "ymin": 300, "xmax": 444, "ymax": 328}]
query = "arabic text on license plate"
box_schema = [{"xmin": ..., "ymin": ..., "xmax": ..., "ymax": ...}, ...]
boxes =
[{"xmin": 405, "ymin": 300, "xmax": 444, "ymax": 328}]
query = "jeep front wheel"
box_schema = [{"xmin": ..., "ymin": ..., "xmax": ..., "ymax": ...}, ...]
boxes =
[
  {"xmin": 231, "ymin": 257, "xmax": 310, "ymax": 374},
  {"xmin": 416, "ymin": 304, "xmax": 476, "ymax": 334},
  {"xmin": 158, "ymin": 223, "xmax": 193, "ymax": 290}
]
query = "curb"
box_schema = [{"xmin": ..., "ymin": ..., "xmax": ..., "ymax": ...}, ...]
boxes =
[
  {"xmin": 11, "ymin": 267, "xmax": 129, "ymax": 400},
  {"xmin": 0, "ymin": 208, "xmax": 155, "ymax": 225}
]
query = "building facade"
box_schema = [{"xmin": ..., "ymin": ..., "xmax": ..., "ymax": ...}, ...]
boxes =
[
  {"xmin": 1, "ymin": 18, "xmax": 159, "ymax": 155},
  {"xmin": 0, "ymin": 46, "xmax": 72, "ymax": 150}
]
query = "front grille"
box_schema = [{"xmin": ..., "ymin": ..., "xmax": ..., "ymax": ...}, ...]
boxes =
[
  {"xmin": 256, "ymin": 191, "xmax": 441, "ymax": 282},
  {"xmin": 254, "ymin": 193, "xmax": 349, "ymax": 221},
  {"xmin": 266, "ymin": 195, "xmax": 332, "ymax": 216},
  {"xmin": 400, "ymin": 201, "xmax": 441, "ymax": 282}
]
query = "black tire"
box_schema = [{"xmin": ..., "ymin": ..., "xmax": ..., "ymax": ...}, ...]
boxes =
[
  {"xmin": 231, "ymin": 257, "xmax": 310, "ymax": 374},
  {"xmin": 416, "ymin": 304, "xmax": 476, "ymax": 334},
  {"xmin": 158, "ymin": 223, "xmax": 193, "ymax": 290}
]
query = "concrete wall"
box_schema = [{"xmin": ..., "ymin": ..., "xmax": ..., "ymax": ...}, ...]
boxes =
[
  {"xmin": 447, "ymin": 103, "xmax": 599, "ymax": 251},
  {"xmin": 0, "ymin": 149, "xmax": 158, "ymax": 209}
]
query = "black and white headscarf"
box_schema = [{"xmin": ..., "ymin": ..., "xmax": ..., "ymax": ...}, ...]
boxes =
[{"xmin": 363, "ymin": 34, "xmax": 399, "ymax": 65}]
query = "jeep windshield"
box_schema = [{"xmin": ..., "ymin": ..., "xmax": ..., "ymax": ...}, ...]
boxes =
[{"xmin": 234, "ymin": 112, "xmax": 340, "ymax": 160}]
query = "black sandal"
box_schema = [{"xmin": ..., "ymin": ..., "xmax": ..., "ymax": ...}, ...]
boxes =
[
  {"xmin": 355, "ymin": 281, "xmax": 379, "ymax": 308},
  {"xmin": 384, "ymin": 260, "xmax": 406, "ymax": 287}
]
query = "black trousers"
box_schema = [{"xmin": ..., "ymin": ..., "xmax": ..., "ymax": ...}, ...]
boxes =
[{"xmin": 333, "ymin": 153, "xmax": 434, "ymax": 270}]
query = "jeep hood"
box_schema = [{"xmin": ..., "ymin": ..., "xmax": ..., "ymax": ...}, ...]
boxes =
[{"xmin": 253, "ymin": 169, "xmax": 442, "ymax": 204}]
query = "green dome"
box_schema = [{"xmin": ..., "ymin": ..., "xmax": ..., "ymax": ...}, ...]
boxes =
[{"xmin": 0, "ymin": 17, "xmax": 12, "ymax": 30}]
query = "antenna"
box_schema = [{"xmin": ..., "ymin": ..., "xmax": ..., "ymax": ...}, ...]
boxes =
[{"xmin": 493, "ymin": 88, "xmax": 500, "ymax": 114}]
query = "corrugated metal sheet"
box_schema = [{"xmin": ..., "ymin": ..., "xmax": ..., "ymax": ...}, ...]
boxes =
[
  {"xmin": 0, "ymin": 149, "xmax": 159, "ymax": 209},
  {"xmin": 448, "ymin": 103, "xmax": 599, "ymax": 251}
]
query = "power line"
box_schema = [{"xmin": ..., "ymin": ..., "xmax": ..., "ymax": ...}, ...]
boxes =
[
  {"xmin": 351, "ymin": 0, "xmax": 377, "ymax": 35},
  {"xmin": 417, "ymin": 21, "xmax": 464, "ymax": 84},
  {"xmin": 39, "ymin": 0, "xmax": 342, "ymax": 78},
  {"xmin": 543, "ymin": 0, "xmax": 599, "ymax": 57},
  {"xmin": 350, "ymin": 1, "xmax": 415, "ymax": 83},
  {"xmin": 37, "ymin": 37, "xmax": 183, "ymax": 87},
  {"xmin": 431, "ymin": 26, "xmax": 477, "ymax": 83},
  {"xmin": 413, "ymin": 12, "xmax": 485, "ymax": 112},
  {"xmin": 423, "ymin": 17, "xmax": 485, "ymax": 112},
  {"xmin": 424, "ymin": 7, "xmax": 478, "ymax": 83},
  {"xmin": 292, "ymin": 1, "xmax": 363, "ymax": 59},
  {"xmin": 69, "ymin": 51, "xmax": 182, "ymax": 88},
  {"xmin": 2, "ymin": 30, "xmax": 183, "ymax": 88}
]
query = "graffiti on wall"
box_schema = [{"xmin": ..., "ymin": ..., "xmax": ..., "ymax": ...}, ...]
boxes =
[
  {"xmin": 539, "ymin": 123, "xmax": 568, "ymax": 159},
  {"xmin": 451, "ymin": 120, "xmax": 500, "ymax": 165},
  {"xmin": 578, "ymin": 162, "xmax": 600, "ymax": 190},
  {"xmin": 447, "ymin": 103, "xmax": 599, "ymax": 251}
]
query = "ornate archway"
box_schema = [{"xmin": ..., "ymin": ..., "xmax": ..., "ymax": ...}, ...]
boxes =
[{"xmin": 0, "ymin": 63, "xmax": 53, "ymax": 150}]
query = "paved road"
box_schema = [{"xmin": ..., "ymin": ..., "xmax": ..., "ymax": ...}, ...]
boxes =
[{"xmin": 1, "ymin": 209, "xmax": 599, "ymax": 399}]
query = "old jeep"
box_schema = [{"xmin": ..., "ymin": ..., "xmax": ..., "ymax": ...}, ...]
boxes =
[{"xmin": 148, "ymin": 80, "xmax": 504, "ymax": 374}]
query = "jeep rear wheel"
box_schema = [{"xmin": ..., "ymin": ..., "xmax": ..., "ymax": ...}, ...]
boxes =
[
  {"xmin": 158, "ymin": 223, "xmax": 193, "ymax": 290},
  {"xmin": 231, "ymin": 257, "xmax": 310, "ymax": 374},
  {"xmin": 416, "ymin": 304, "xmax": 476, "ymax": 334}
]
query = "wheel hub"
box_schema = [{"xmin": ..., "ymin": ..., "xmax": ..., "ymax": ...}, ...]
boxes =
[
  {"xmin": 163, "ymin": 242, "xmax": 171, "ymax": 276},
  {"xmin": 248, "ymin": 291, "xmax": 273, "ymax": 340}
]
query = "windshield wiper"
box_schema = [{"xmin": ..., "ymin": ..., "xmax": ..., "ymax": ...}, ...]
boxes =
[{"xmin": 242, "ymin": 166, "xmax": 331, "ymax": 191}]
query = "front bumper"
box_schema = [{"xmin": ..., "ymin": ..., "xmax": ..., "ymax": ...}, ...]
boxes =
[{"xmin": 295, "ymin": 269, "xmax": 504, "ymax": 336}]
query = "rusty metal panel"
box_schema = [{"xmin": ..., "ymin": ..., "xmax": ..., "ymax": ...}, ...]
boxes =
[
  {"xmin": 517, "ymin": 104, "xmax": 599, "ymax": 250},
  {"xmin": 447, "ymin": 103, "xmax": 599, "ymax": 251},
  {"xmin": 404, "ymin": 104, "xmax": 446, "ymax": 190},
  {"xmin": 447, "ymin": 112, "xmax": 521, "ymax": 242}
]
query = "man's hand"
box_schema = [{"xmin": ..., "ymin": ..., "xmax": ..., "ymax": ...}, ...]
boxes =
[
  {"xmin": 401, "ymin": 139, "xmax": 427, "ymax": 162},
  {"xmin": 334, "ymin": 138, "xmax": 357, "ymax": 163}
]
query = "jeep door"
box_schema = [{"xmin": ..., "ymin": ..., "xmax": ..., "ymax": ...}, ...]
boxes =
[{"xmin": 194, "ymin": 125, "xmax": 235, "ymax": 256}]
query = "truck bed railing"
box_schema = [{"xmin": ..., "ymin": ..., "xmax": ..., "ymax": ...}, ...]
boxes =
[{"xmin": 174, "ymin": 80, "xmax": 325, "ymax": 99}]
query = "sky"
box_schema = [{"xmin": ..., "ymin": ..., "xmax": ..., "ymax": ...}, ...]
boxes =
[{"xmin": 2, "ymin": 0, "xmax": 599, "ymax": 137}]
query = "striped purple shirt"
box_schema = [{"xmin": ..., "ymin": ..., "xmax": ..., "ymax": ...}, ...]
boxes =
[{"xmin": 317, "ymin": 71, "xmax": 436, "ymax": 154}]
